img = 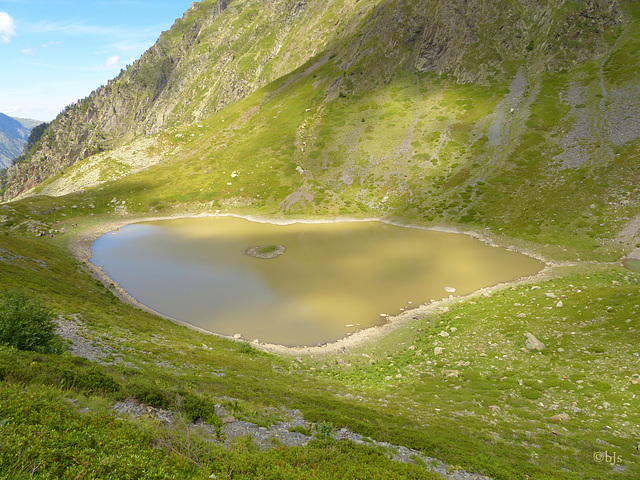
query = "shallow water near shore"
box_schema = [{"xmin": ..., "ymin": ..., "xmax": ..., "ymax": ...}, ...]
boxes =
[
  {"xmin": 623, "ymin": 258, "xmax": 640, "ymax": 273},
  {"xmin": 90, "ymin": 217, "xmax": 544, "ymax": 346}
]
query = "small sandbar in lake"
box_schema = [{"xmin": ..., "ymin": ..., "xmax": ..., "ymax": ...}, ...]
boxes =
[{"xmin": 90, "ymin": 217, "xmax": 544, "ymax": 346}]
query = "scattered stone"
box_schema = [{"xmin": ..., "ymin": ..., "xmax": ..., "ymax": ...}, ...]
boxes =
[
  {"xmin": 444, "ymin": 286, "xmax": 456, "ymax": 293},
  {"xmin": 544, "ymin": 292, "xmax": 557, "ymax": 298},
  {"xmin": 331, "ymin": 427, "xmax": 494, "ymax": 480},
  {"xmin": 221, "ymin": 416, "xmax": 237, "ymax": 424},
  {"xmin": 517, "ymin": 313, "xmax": 526, "ymax": 318},
  {"xmin": 489, "ymin": 405, "xmax": 501, "ymax": 413},
  {"xmin": 550, "ymin": 413, "xmax": 570, "ymax": 422},
  {"xmin": 55, "ymin": 316, "xmax": 135, "ymax": 368},
  {"xmin": 556, "ymin": 300, "xmax": 563, "ymax": 308},
  {"xmin": 630, "ymin": 373, "xmax": 640, "ymax": 385},
  {"xmin": 557, "ymin": 348, "xmax": 565, "ymax": 353},
  {"xmin": 233, "ymin": 334, "xmax": 242, "ymax": 339},
  {"xmin": 443, "ymin": 370, "xmax": 459, "ymax": 378},
  {"xmin": 113, "ymin": 400, "xmax": 175, "ymax": 425},
  {"xmin": 434, "ymin": 347, "xmax": 444, "ymax": 356},
  {"xmin": 438, "ymin": 331, "xmax": 450, "ymax": 338},
  {"xmin": 524, "ymin": 333, "xmax": 545, "ymax": 351}
]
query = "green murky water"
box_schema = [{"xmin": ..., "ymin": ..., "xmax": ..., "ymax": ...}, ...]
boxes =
[
  {"xmin": 623, "ymin": 258, "xmax": 640, "ymax": 273},
  {"xmin": 91, "ymin": 217, "xmax": 544, "ymax": 346}
]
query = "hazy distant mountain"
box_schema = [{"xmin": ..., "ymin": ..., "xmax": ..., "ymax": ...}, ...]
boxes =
[
  {"xmin": 11, "ymin": 116, "xmax": 45, "ymax": 130},
  {"xmin": 0, "ymin": 114, "xmax": 45, "ymax": 169},
  {"xmin": 0, "ymin": 113, "xmax": 34, "ymax": 168}
]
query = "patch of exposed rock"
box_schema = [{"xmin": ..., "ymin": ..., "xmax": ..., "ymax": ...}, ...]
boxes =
[
  {"xmin": 55, "ymin": 315, "xmax": 137, "ymax": 368},
  {"xmin": 106, "ymin": 398, "xmax": 493, "ymax": 480},
  {"xmin": 245, "ymin": 244, "xmax": 286, "ymax": 259}
]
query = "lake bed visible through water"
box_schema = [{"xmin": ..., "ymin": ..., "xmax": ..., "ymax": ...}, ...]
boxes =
[{"xmin": 90, "ymin": 217, "xmax": 544, "ymax": 346}]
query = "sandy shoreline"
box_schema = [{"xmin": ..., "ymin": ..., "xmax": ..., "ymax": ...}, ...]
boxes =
[{"xmin": 67, "ymin": 212, "xmax": 558, "ymax": 356}]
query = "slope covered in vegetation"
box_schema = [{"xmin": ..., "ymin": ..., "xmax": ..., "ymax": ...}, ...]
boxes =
[
  {"xmin": 1, "ymin": 198, "xmax": 639, "ymax": 479},
  {"xmin": 4, "ymin": 0, "xmax": 639, "ymax": 258}
]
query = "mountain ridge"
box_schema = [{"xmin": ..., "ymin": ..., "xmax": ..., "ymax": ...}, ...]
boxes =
[{"xmin": 1, "ymin": 1, "xmax": 629, "ymax": 199}]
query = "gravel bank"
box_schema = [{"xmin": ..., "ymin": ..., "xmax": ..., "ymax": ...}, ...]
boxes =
[{"xmin": 66, "ymin": 213, "xmax": 555, "ymax": 356}]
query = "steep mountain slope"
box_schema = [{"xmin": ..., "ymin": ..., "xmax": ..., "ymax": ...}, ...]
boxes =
[
  {"xmin": 1, "ymin": 0, "xmax": 376, "ymax": 198},
  {"xmin": 0, "ymin": 113, "xmax": 32, "ymax": 168},
  {"xmin": 3, "ymin": 0, "xmax": 640, "ymax": 258}
]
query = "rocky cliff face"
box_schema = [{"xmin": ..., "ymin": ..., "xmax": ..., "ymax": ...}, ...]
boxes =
[
  {"xmin": 2, "ymin": 0, "xmax": 355, "ymax": 199},
  {"xmin": 1, "ymin": 0, "xmax": 630, "ymax": 201}
]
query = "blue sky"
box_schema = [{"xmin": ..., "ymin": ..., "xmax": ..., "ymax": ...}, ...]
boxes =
[{"xmin": 0, "ymin": 0, "xmax": 194, "ymax": 121}]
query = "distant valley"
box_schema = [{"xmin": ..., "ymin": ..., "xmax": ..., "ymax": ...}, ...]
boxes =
[{"xmin": 0, "ymin": 113, "xmax": 44, "ymax": 168}]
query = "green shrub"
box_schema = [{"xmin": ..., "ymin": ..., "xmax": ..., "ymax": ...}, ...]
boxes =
[
  {"xmin": 237, "ymin": 342, "xmax": 261, "ymax": 355},
  {"xmin": 314, "ymin": 420, "xmax": 335, "ymax": 438},
  {"xmin": 54, "ymin": 365, "xmax": 121, "ymax": 395},
  {"xmin": 288, "ymin": 425, "xmax": 311, "ymax": 436},
  {"xmin": 180, "ymin": 392, "xmax": 217, "ymax": 423},
  {"xmin": 126, "ymin": 382, "xmax": 171, "ymax": 409},
  {"xmin": 0, "ymin": 290, "xmax": 60, "ymax": 353}
]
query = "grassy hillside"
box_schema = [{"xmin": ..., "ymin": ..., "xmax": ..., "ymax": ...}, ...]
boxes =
[
  {"xmin": 0, "ymin": 200, "xmax": 639, "ymax": 479},
  {"xmin": 1, "ymin": 0, "xmax": 640, "ymax": 478},
  {"xmin": 15, "ymin": 0, "xmax": 639, "ymax": 260}
]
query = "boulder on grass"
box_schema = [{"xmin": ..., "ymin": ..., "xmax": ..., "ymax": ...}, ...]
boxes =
[{"xmin": 524, "ymin": 332, "xmax": 545, "ymax": 351}]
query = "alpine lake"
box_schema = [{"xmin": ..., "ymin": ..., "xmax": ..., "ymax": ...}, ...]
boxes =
[{"xmin": 91, "ymin": 216, "xmax": 544, "ymax": 347}]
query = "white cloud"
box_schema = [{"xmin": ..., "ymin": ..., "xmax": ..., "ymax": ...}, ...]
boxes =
[
  {"xmin": 105, "ymin": 55, "xmax": 120, "ymax": 67},
  {"xmin": 42, "ymin": 40, "xmax": 63, "ymax": 48},
  {"xmin": 1, "ymin": 105, "xmax": 20, "ymax": 115},
  {"xmin": 28, "ymin": 20, "xmax": 117, "ymax": 37},
  {"xmin": 21, "ymin": 47, "xmax": 36, "ymax": 55},
  {"xmin": 0, "ymin": 12, "xmax": 17, "ymax": 44}
]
